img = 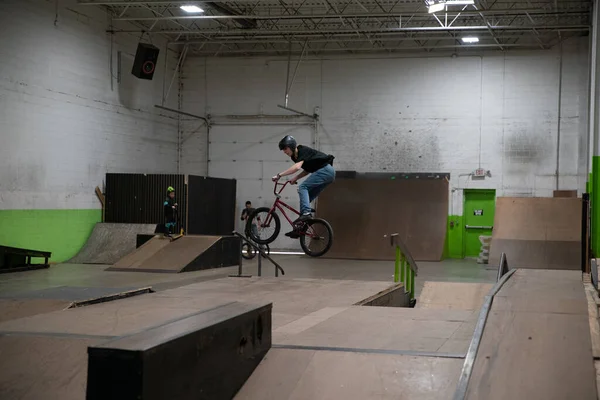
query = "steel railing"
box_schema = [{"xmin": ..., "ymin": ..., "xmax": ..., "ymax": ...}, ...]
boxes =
[{"xmin": 385, "ymin": 233, "xmax": 419, "ymax": 301}]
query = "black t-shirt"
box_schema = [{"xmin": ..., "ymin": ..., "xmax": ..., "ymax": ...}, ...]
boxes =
[
  {"xmin": 292, "ymin": 145, "xmax": 334, "ymax": 173},
  {"xmin": 241, "ymin": 207, "xmax": 254, "ymax": 220}
]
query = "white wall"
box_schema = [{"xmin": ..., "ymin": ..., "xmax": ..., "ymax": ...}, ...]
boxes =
[
  {"xmin": 181, "ymin": 37, "xmax": 590, "ymax": 245},
  {"xmin": 0, "ymin": 0, "xmax": 181, "ymax": 210}
]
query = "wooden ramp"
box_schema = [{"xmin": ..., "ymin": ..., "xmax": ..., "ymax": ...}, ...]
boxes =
[
  {"xmin": 465, "ymin": 269, "xmax": 596, "ymax": 400},
  {"xmin": 488, "ymin": 197, "xmax": 582, "ymax": 270},
  {"xmin": 107, "ymin": 235, "xmax": 240, "ymax": 273},
  {"xmin": 317, "ymin": 177, "xmax": 448, "ymax": 261},
  {"xmin": 67, "ymin": 223, "xmax": 157, "ymax": 264},
  {"xmin": 416, "ymin": 282, "xmax": 493, "ymax": 312}
]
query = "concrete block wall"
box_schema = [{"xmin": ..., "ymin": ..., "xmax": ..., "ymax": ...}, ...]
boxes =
[
  {"xmin": 0, "ymin": 0, "xmax": 181, "ymax": 261},
  {"xmin": 181, "ymin": 37, "xmax": 589, "ymax": 252}
]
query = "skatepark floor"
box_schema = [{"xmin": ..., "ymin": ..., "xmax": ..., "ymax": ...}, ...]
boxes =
[
  {"xmin": 0, "ymin": 257, "xmax": 498, "ymax": 300},
  {"xmin": 1, "ymin": 256, "xmax": 597, "ymax": 400}
]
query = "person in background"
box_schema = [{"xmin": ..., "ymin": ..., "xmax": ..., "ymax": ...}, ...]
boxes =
[
  {"xmin": 163, "ymin": 186, "xmax": 178, "ymax": 237},
  {"xmin": 241, "ymin": 200, "xmax": 259, "ymax": 239}
]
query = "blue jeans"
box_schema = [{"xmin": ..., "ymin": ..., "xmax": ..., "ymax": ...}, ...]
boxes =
[{"xmin": 298, "ymin": 164, "xmax": 335, "ymax": 215}]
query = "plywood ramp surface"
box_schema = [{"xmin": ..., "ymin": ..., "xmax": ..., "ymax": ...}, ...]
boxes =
[
  {"xmin": 0, "ymin": 335, "xmax": 99, "ymax": 400},
  {"xmin": 130, "ymin": 235, "xmax": 221, "ymax": 271},
  {"xmin": 112, "ymin": 235, "xmax": 221, "ymax": 271},
  {"xmin": 235, "ymin": 348, "xmax": 462, "ymax": 400},
  {"xmin": 317, "ymin": 178, "xmax": 448, "ymax": 261},
  {"xmin": 466, "ymin": 269, "xmax": 596, "ymax": 400},
  {"xmin": 0, "ymin": 299, "xmax": 70, "ymax": 323},
  {"xmin": 112, "ymin": 236, "xmax": 170, "ymax": 268},
  {"xmin": 274, "ymin": 306, "xmax": 478, "ymax": 355},
  {"xmin": 154, "ymin": 278, "xmax": 398, "ymax": 329},
  {"xmin": 416, "ymin": 282, "xmax": 493, "ymax": 311},
  {"xmin": 67, "ymin": 223, "xmax": 157, "ymax": 264},
  {"xmin": 488, "ymin": 197, "xmax": 582, "ymax": 270}
]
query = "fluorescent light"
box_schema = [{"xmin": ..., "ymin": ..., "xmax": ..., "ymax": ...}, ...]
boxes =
[
  {"xmin": 180, "ymin": 5, "xmax": 204, "ymax": 13},
  {"xmin": 462, "ymin": 37, "xmax": 479, "ymax": 43},
  {"xmin": 428, "ymin": 3, "xmax": 445, "ymax": 13},
  {"xmin": 446, "ymin": 0, "xmax": 475, "ymax": 4}
]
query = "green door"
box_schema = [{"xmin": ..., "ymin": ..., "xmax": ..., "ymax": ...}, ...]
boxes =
[{"xmin": 463, "ymin": 189, "xmax": 496, "ymax": 258}]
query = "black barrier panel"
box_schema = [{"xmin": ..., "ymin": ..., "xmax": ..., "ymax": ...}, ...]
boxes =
[
  {"xmin": 104, "ymin": 173, "xmax": 187, "ymax": 234},
  {"xmin": 188, "ymin": 175, "xmax": 236, "ymax": 236}
]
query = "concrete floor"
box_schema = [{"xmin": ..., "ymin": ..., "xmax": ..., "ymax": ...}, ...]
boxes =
[{"xmin": 0, "ymin": 256, "xmax": 497, "ymax": 300}]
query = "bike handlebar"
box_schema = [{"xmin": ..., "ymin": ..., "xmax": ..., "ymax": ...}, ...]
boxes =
[{"xmin": 273, "ymin": 178, "xmax": 295, "ymax": 196}]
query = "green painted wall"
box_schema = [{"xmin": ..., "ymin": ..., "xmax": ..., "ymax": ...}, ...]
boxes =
[
  {"xmin": 594, "ymin": 157, "xmax": 600, "ymax": 256},
  {"xmin": 444, "ymin": 215, "xmax": 464, "ymax": 259},
  {"xmin": 0, "ymin": 209, "xmax": 101, "ymax": 263}
]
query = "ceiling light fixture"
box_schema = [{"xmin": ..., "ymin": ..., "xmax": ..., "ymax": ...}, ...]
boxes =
[
  {"xmin": 428, "ymin": 3, "xmax": 445, "ymax": 13},
  {"xmin": 180, "ymin": 5, "xmax": 204, "ymax": 13},
  {"xmin": 462, "ymin": 37, "xmax": 479, "ymax": 43}
]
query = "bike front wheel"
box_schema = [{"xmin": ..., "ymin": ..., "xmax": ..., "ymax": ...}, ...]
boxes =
[
  {"xmin": 247, "ymin": 207, "xmax": 280, "ymax": 245},
  {"xmin": 300, "ymin": 218, "xmax": 333, "ymax": 257}
]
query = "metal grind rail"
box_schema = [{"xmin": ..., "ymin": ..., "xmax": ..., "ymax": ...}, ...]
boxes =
[
  {"xmin": 452, "ymin": 252, "xmax": 514, "ymax": 400},
  {"xmin": 384, "ymin": 233, "xmax": 418, "ymax": 302},
  {"xmin": 231, "ymin": 231, "xmax": 285, "ymax": 278}
]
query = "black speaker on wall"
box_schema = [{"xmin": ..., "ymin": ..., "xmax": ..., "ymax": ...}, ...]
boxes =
[{"xmin": 131, "ymin": 43, "xmax": 159, "ymax": 80}]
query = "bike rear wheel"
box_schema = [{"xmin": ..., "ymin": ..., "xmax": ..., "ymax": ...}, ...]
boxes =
[
  {"xmin": 241, "ymin": 242, "xmax": 255, "ymax": 259},
  {"xmin": 247, "ymin": 207, "xmax": 280, "ymax": 245},
  {"xmin": 299, "ymin": 218, "xmax": 333, "ymax": 257}
]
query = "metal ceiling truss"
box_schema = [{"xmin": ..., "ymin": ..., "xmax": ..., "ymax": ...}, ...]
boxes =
[{"xmin": 79, "ymin": 0, "xmax": 592, "ymax": 56}]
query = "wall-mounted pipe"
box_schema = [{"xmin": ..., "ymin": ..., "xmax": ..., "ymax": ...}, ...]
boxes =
[{"xmin": 556, "ymin": 42, "xmax": 563, "ymax": 190}]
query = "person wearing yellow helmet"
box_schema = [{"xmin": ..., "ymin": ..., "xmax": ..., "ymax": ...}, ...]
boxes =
[{"xmin": 163, "ymin": 186, "xmax": 178, "ymax": 237}]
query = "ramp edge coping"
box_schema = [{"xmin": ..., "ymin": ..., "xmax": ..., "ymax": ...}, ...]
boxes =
[
  {"xmin": 452, "ymin": 268, "xmax": 517, "ymax": 400},
  {"xmin": 66, "ymin": 287, "xmax": 155, "ymax": 309}
]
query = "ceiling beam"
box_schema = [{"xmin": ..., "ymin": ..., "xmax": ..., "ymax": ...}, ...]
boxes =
[
  {"xmin": 110, "ymin": 10, "xmax": 588, "ymax": 21},
  {"xmin": 109, "ymin": 24, "xmax": 591, "ymax": 35}
]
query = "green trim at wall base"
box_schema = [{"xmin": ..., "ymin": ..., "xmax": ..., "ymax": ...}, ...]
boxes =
[
  {"xmin": 444, "ymin": 215, "xmax": 464, "ymax": 259},
  {"xmin": 0, "ymin": 209, "xmax": 101, "ymax": 263},
  {"xmin": 593, "ymin": 158, "xmax": 600, "ymax": 256}
]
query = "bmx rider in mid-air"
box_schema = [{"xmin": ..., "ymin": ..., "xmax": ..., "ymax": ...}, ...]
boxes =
[{"xmin": 272, "ymin": 135, "xmax": 336, "ymax": 237}]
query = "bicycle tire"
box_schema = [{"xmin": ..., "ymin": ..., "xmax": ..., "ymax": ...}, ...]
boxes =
[
  {"xmin": 300, "ymin": 218, "xmax": 333, "ymax": 257},
  {"xmin": 241, "ymin": 242, "xmax": 255, "ymax": 260},
  {"xmin": 248, "ymin": 207, "xmax": 280, "ymax": 245}
]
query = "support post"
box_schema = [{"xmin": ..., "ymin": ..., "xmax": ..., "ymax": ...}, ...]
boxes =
[
  {"xmin": 394, "ymin": 246, "xmax": 400, "ymax": 283},
  {"xmin": 257, "ymin": 245, "xmax": 262, "ymax": 277},
  {"xmin": 410, "ymin": 269, "xmax": 415, "ymax": 299},
  {"xmin": 401, "ymin": 253, "xmax": 406, "ymax": 283}
]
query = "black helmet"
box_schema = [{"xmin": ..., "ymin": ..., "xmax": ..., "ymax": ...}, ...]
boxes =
[{"xmin": 278, "ymin": 135, "xmax": 297, "ymax": 151}]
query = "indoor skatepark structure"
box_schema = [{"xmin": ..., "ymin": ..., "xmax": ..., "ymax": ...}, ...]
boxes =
[
  {"xmin": 1, "ymin": 186, "xmax": 598, "ymax": 399},
  {"xmin": 1, "ymin": 260, "xmax": 597, "ymax": 399}
]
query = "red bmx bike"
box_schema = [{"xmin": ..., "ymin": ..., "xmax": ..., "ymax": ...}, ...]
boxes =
[{"xmin": 245, "ymin": 179, "xmax": 333, "ymax": 257}]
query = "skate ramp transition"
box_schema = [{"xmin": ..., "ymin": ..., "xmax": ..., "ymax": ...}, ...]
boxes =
[
  {"xmin": 416, "ymin": 281, "xmax": 494, "ymax": 312},
  {"xmin": 106, "ymin": 235, "xmax": 240, "ymax": 273},
  {"xmin": 317, "ymin": 176, "xmax": 448, "ymax": 261},
  {"xmin": 488, "ymin": 197, "xmax": 582, "ymax": 270},
  {"xmin": 67, "ymin": 223, "xmax": 157, "ymax": 264}
]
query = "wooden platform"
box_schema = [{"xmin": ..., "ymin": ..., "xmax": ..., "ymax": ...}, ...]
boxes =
[
  {"xmin": 465, "ymin": 269, "xmax": 597, "ymax": 400},
  {"xmin": 0, "ymin": 277, "xmax": 398, "ymax": 399}
]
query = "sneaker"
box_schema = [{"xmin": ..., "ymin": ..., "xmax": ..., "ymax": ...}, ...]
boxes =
[
  {"xmin": 285, "ymin": 230, "xmax": 301, "ymax": 238},
  {"xmin": 297, "ymin": 212, "xmax": 312, "ymax": 222}
]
